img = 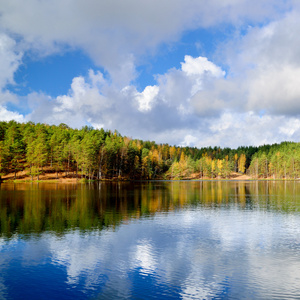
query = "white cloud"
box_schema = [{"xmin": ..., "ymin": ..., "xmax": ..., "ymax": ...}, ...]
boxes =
[
  {"xmin": 180, "ymin": 135, "xmax": 198, "ymax": 147},
  {"xmin": 27, "ymin": 70, "xmax": 112, "ymax": 128},
  {"xmin": 246, "ymin": 65, "xmax": 300, "ymax": 114},
  {"xmin": 26, "ymin": 56, "xmax": 226, "ymax": 144},
  {"xmin": 24, "ymin": 41, "xmax": 300, "ymax": 148},
  {"xmin": 134, "ymin": 85, "xmax": 159, "ymax": 112},
  {"xmin": 209, "ymin": 9, "xmax": 300, "ymax": 117},
  {"xmin": 0, "ymin": 34, "xmax": 22, "ymax": 89},
  {"xmin": 182, "ymin": 56, "xmax": 225, "ymax": 77},
  {"xmin": 0, "ymin": 0, "xmax": 291, "ymax": 83},
  {"xmin": 0, "ymin": 105, "xmax": 24, "ymax": 123},
  {"xmin": 155, "ymin": 55, "xmax": 225, "ymax": 112},
  {"xmin": 1, "ymin": 1, "xmax": 300, "ymax": 147},
  {"xmin": 200, "ymin": 112, "xmax": 295, "ymax": 148}
]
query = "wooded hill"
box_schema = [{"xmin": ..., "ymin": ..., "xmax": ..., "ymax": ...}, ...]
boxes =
[{"xmin": 0, "ymin": 120, "xmax": 299, "ymax": 181}]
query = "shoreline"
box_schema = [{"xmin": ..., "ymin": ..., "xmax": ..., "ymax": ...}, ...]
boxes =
[
  {"xmin": 1, "ymin": 169, "xmax": 299, "ymax": 183},
  {"xmin": 1, "ymin": 176, "xmax": 299, "ymax": 184}
]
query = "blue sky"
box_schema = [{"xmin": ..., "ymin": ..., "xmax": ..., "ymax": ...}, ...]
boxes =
[{"xmin": 0, "ymin": 0, "xmax": 300, "ymax": 147}]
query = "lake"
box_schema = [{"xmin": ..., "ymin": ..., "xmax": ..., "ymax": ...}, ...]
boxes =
[{"xmin": 0, "ymin": 181, "xmax": 300, "ymax": 299}]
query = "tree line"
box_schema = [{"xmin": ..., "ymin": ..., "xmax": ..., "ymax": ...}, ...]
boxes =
[
  {"xmin": 248, "ymin": 142, "xmax": 300, "ymax": 179},
  {"xmin": 0, "ymin": 120, "xmax": 299, "ymax": 180}
]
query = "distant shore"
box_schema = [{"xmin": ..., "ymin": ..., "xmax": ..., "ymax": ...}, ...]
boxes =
[{"xmin": 1, "ymin": 170, "xmax": 293, "ymax": 183}]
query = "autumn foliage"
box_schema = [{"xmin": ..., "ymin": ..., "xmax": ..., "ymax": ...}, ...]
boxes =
[{"xmin": 0, "ymin": 121, "xmax": 298, "ymax": 181}]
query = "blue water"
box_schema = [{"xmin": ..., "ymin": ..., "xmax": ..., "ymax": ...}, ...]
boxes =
[{"xmin": 0, "ymin": 181, "xmax": 300, "ymax": 299}]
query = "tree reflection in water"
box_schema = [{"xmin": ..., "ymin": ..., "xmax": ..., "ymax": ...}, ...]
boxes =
[{"xmin": 0, "ymin": 181, "xmax": 299, "ymax": 237}]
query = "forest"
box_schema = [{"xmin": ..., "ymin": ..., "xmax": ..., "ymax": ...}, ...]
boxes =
[{"xmin": 0, "ymin": 120, "xmax": 299, "ymax": 181}]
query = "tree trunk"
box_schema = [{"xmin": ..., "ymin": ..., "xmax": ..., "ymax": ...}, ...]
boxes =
[
  {"xmin": 98, "ymin": 162, "xmax": 102, "ymax": 180},
  {"xmin": 30, "ymin": 164, "xmax": 33, "ymax": 180},
  {"xmin": 67, "ymin": 152, "xmax": 70, "ymax": 175}
]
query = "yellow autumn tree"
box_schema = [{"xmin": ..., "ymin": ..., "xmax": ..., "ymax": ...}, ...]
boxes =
[
  {"xmin": 234, "ymin": 153, "xmax": 238, "ymax": 172},
  {"xmin": 211, "ymin": 159, "xmax": 215, "ymax": 178},
  {"xmin": 169, "ymin": 146, "xmax": 176, "ymax": 161},
  {"xmin": 238, "ymin": 153, "xmax": 246, "ymax": 174},
  {"xmin": 217, "ymin": 159, "xmax": 223, "ymax": 178}
]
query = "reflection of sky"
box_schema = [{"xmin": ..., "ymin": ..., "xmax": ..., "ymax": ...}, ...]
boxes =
[{"xmin": 0, "ymin": 209, "xmax": 300, "ymax": 299}]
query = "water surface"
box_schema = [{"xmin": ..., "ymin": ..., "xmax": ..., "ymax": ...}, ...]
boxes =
[{"xmin": 0, "ymin": 181, "xmax": 300, "ymax": 299}]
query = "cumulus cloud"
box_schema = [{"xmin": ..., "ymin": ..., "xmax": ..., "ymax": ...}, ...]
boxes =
[
  {"xmin": 246, "ymin": 65, "xmax": 300, "ymax": 114},
  {"xmin": 28, "ymin": 71, "xmax": 111, "ymax": 128},
  {"xmin": 0, "ymin": 0, "xmax": 299, "ymax": 147},
  {"xmin": 182, "ymin": 56, "xmax": 225, "ymax": 77},
  {"xmin": 25, "ymin": 41, "xmax": 300, "ymax": 148},
  {"xmin": 0, "ymin": 0, "xmax": 291, "ymax": 82},
  {"xmin": 0, "ymin": 105, "xmax": 24, "ymax": 122},
  {"xmin": 134, "ymin": 85, "xmax": 159, "ymax": 112},
  {"xmin": 0, "ymin": 34, "xmax": 22, "ymax": 89},
  {"xmin": 26, "ymin": 55, "xmax": 225, "ymax": 144},
  {"xmin": 208, "ymin": 9, "xmax": 300, "ymax": 117},
  {"xmin": 154, "ymin": 55, "xmax": 225, "ymax": 116}
]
